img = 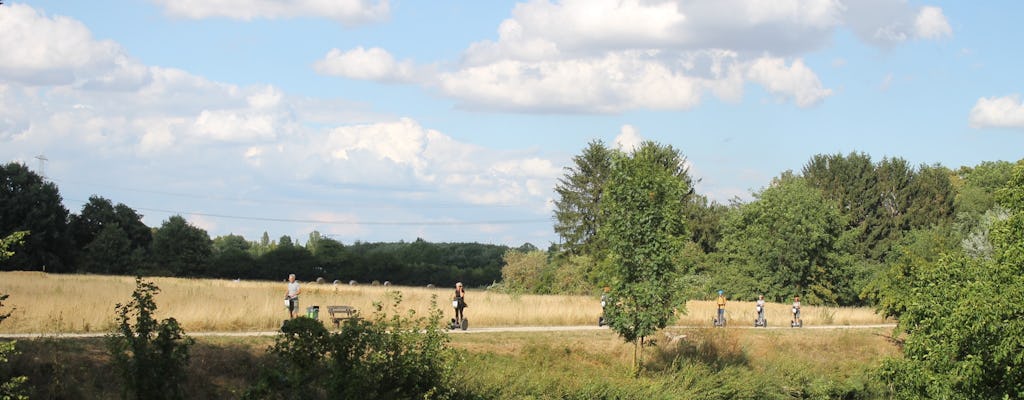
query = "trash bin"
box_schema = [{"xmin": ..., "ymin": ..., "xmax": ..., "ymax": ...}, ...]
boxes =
[{"xmin": 306, "ymin": 305, "xmax": 319, "ymax": 320}]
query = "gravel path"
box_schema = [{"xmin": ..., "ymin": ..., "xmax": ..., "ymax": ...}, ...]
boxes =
[{"xmin": 0, "ymin": 324, "xmax": 896, "ymax": 339}]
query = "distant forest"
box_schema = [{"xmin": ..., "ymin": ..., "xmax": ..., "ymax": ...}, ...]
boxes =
[{"xmin": 0, "ymin": 161, "xmax": 529, "ymax": 287}]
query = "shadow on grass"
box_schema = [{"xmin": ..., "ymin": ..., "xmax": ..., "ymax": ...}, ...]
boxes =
[{"xmin": 646, "ymin": 328, "xmax": 749, "ymax": 372}]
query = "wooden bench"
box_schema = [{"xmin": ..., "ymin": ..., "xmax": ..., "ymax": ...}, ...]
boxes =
[{"xmin": 327, "ymin": 305, "xmax": 359, "ymax": 328}]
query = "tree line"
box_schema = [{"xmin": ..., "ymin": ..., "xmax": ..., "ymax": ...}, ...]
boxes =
[
  {"xmin": 0, "ymin": 162, "xmax": 515, "ymax": 286},
  {"xmin": 510, "ymin": 140, "xmax": 1017, "ymax": 308}
]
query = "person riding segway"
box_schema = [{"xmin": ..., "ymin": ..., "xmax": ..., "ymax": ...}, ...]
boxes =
[
  {"xmin": 790, "ymin": 295, "xmax": 803, "ymax": 328},
  {"xmin": 451, "ymin": 282, "xmax": 468, "ymax": 330},
  {"xmin": 713, "ymin": 290, "xmax": 727, "ymax": 327},
  {"xmin": 749, "ymin": 296, "xmax": 765, "ymax": 327},
  {"xmin": 598, "ymin": 287, "xmax": 610, "ymax": 326}
]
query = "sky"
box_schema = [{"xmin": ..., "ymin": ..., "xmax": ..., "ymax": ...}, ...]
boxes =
[{"xmin": 1, "ymin": 1, "xmax": 1022, "ymax": 248}]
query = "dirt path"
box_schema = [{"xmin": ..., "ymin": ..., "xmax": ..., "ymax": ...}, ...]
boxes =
[{"xmin": 0, "ymin": 324, "xmax": 896, "ymax": 339}]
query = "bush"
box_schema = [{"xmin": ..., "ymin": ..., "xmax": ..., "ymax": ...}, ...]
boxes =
[
  {"xmin": 246, "ymin": 292, "xmax": 460, "ymax": 400},
  {"xmin": 107, "ymin": 277, "xmax": 194, "ymax": 400}
]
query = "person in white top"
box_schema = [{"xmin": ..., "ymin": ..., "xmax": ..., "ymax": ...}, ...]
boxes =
[{"xmin": 285, "ymin": 274, "xmax": 301, "ymax": 319}]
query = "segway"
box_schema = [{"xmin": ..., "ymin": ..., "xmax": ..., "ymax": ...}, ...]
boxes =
[
  {"xmin": 790, "ymin": 306, "xmax": 803, "ymax": 328},
  {"xmin": 598, "ymin": 294, "xmax": 607, "ymax": 327},
  {"xmin": 713, "ymin": 310, "xmax": 726, "ymax": 327},
  {"xmin": 450, "ymin": 299, "xmax": 468, "ymax": 331},
  {"xmin": 754, "ymin": 304, "xmax": 767, "ymax": 327}
]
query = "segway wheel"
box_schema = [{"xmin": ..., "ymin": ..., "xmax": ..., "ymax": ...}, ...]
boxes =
[
  {"xmin": 598, "ymin": 316, "xmax": 604, "ymax": 327},
  {"xmin": 460, "ymin": 318, "xmax": 468, "ymax": 331}
]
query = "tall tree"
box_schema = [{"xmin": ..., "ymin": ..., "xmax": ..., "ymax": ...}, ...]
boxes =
[
  {"xmin": 150, "ymin": 216, "xmax": 212, "ymax": 276},
  {"xmin": 878, "ymin": 161, "xmax": 1024, "ymax": 398},
  {"xmin": 599, "ymin": 142, "xmax": 692, "ymax": 374},
  {"xmin": 0, "ymin": 162, "xmax": 72, "ymax": 272},
  {"xmin": 69, "ymin": 196, "xmax": 152, "ymax": 272},
  {"xmin": 82, "ymin": 224, "xmax": 139, "ymax": 275},
  {"xmin": 553, "ymin": 140, "xmax": 614, "ymax": 256},
  {"xmin": 717, "ymin": 174, "xmax": 851, "ymax": 304}
]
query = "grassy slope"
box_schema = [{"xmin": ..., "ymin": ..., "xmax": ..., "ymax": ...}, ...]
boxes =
[{"xmin": 5, "ymin": 327, "xmax": 900, "ymax": 399}]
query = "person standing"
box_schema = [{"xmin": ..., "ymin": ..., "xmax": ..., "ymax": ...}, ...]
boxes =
[
  {"xmin": 285, "ymin": 274, "xmax": 301, "ymax": 319},
  {"xmin": 453, "ymin": 282, "xmax": 466, "ymax": 323}
]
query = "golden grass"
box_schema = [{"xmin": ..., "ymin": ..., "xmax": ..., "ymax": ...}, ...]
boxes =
[
  {"xmin": 0, "ymin": 271, "xmax": 888, "ymax": 333},
  {"xmin": 676, "ymin": 299, "xmax": 891, "ymax": 327}
]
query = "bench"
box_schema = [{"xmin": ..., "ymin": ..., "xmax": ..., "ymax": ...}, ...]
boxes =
[{"xmin": 327, "ymin": 305, "xmax": 360, "ymax": 328}]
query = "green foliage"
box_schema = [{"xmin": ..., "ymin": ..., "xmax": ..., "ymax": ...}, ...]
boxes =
[
  {"xmin": 0, "ymin": 231, "xmax": 27, "ymax": 268},
  {"xmin": 69, "ymin": 196, "xmax": 152, "ymax": 274},
  {"xmin": 499, "ymin": 250, "xmax": 599, "ymax": 295},
  {"xmin": 554, "ymin": 139, "xmax": 615, "ymax": 257},
  {"xmin": 599, "ymin": 142, "xmax": 692, "ymax": 373},
  {"xmin": 803, "ymin": 153, "xmax": 956, "ymax": 264},
  {"xmin": 876, "ymin": 162, "xmax": 1024, "ymax": 399},
  {"xmin": 714, "ymin": 175, "xmax": 851, "ymax": 304},
  {"xmin": 0, "ymin": 231, "xmax": 28, "ymax": 400},
  {"xmin": 149, "ymin": 215, "xmax": 213, "ymax": 276},
  {"xmin": 247, "ymin": 292, "xmax": 459, "ymax": 400},
  {"xmin": 1, "ymin": 291, "xmax": 28, "ymax": 400},
  {"xmin": 500, "ymin": 249, "xmax": 550, "ymax": 293},
  {"xmin": 107, "ymin": 277, "xmax": 195, "ymax": 400},
  {"xmin": 0, "ymin": 162, "xmax": 72, "ymax": 272}
]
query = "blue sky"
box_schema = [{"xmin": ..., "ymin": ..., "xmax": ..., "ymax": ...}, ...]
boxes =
[{"xmin": 1, "ymin": 0, "xmax": 1022, "ymax": 248}]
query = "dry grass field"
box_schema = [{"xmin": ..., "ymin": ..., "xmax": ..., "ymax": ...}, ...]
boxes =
[{"xmin": 0, "ymin": 271, "xmax": 888, "ymax": 333}]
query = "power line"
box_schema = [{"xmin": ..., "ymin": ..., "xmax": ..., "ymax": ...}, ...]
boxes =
[
  {"xmin": 65, "ymin": 199, "xmax": 552, "ymax": 226},
  {"xmin": 52, "ymin": 177, "xmax": 526, "ymax": 209}
]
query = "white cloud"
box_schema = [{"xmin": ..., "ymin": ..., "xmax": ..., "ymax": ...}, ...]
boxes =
[
  {"xmin": 314, "ymin": 47, "xmax": 417, "ymax": 82},
  {"xmin": 0, "ymin": 4, "xmax": 124, "ymax": 85},
  {"xmin": 615, "ymin": 125, "xmax": 644, "ymax": 152},
  {"xmin": 746, "ymin": 57, "xmax": 831, "ymax": 107},
  {"xmin": 914, "ymin": 6, "xmax": 952, "ymax": 39},
  {"xmin": 151, "ymin": 0, "xmax": 390, "ymax": 25},
  {"xmin": 969, "ymin": 95, "xmax": 1024, "ymax": 129},
  {"xmin": 192, "ymin": 110, "xmax": 278, "ymax": 142},
  {"xmin": 317, "ymin": 0, "xmax": 948, "ymax": 113},
  {"xmin": 844, "ymin": 0, "xmax": 952, "ymax": 46}
]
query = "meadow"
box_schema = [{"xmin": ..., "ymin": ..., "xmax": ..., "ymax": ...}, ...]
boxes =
[
  {"xmin": 1, "ymin": 271, "xmax": 902, "ymax": 398},
  {"xmin": 7, "ymin": 326, "xmax": 901, "ymax": 399},
  {"xmin": 0, "ymin": 271, "xmax": 888, "ymax": 333}
]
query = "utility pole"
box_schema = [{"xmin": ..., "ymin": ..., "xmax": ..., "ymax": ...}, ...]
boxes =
[{"xmin": 35, "ymin": 154, "xmax": 48, "ymax": 181}]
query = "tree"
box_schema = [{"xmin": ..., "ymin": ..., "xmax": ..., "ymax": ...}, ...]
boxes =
[
  {"xmin": 0, "ymin": 162, "xmax": 72, "ymax": 272},
  {"xmin": 877, "ymin": 161, "xmax": 1024, "ymax": 398},
  {"xmin": 107, "ymin": 278, "xmax": 194, "ymax": 400},
  {"xmin": 1, "ymin": 231, "xmax": 29, "ymax": 400},
  {"xmin": 553, "ymin": 140, "xmax": 614, "ymax": 256},
  {"xmin": 499, "ymin": 249, "xmax": 549, "ymax": 293},
  {"xmin": 150, "ymin": 216, "xmax": 212, "ymax": 276},
  {"xmin": 82, "ymin": 224, "xmax": 140, "ymax": 274},
  {"xmin": 715, "ymin": 174, "xmax": 852, "ymax": 304},
  {"xmin": 598, "ymin": 142, "xmax": 692, "ymax": 375}
]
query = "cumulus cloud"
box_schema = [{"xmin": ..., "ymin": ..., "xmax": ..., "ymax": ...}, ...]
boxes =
[
  {"xmin": 746, "ymin": 57, "xmax": 832, "ymax": 107},
  {"xmin": 314, "ymin": 47, "xmax": 417, "ymax": 82},
  {"xmin": 151, "ymin": 0, "xmax": 390, "ymax": 25},
  {"xmin": 914, "ymin": 6, "xmax": 952, "ymax": 39},
  {"xmin": 320, "ymin": 0, "xmax": 947, "ymax": 113},
  {"xmin": 615, "ymin": 125, "xmax": 644, "ymax": 152},
  {"xmin": 0, "ymin": 4, "xmax": 124, "ymax": 85},
  {"xmin": 969, "ymin": 95, "xmax": 1024, "ymax": 129},
  {"xmin": 844, "ymin": 0, "xmax": 952, "ymax": 45}
]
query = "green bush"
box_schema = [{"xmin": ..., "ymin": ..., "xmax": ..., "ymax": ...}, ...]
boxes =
[
  {"xmin": 247, "ymin": 292, "xmax": 460, "ymax": 400},
  {"xmin": 107, "ymin": 277, "xmax": 194, "ymax": 400}
]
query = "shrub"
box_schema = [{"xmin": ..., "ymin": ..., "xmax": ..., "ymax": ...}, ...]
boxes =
[
  {"xmin": 107, "ymin": 277, "xmax": 195, "ymax": 400},
  {"xmin": 246, "ymin": 292, "xmax": 459, "ymax": 400}
]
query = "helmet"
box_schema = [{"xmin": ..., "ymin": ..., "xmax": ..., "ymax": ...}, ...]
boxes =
[{"xmin": 717, "ymin": 290, "xmax": 724, "ymax": 295}]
